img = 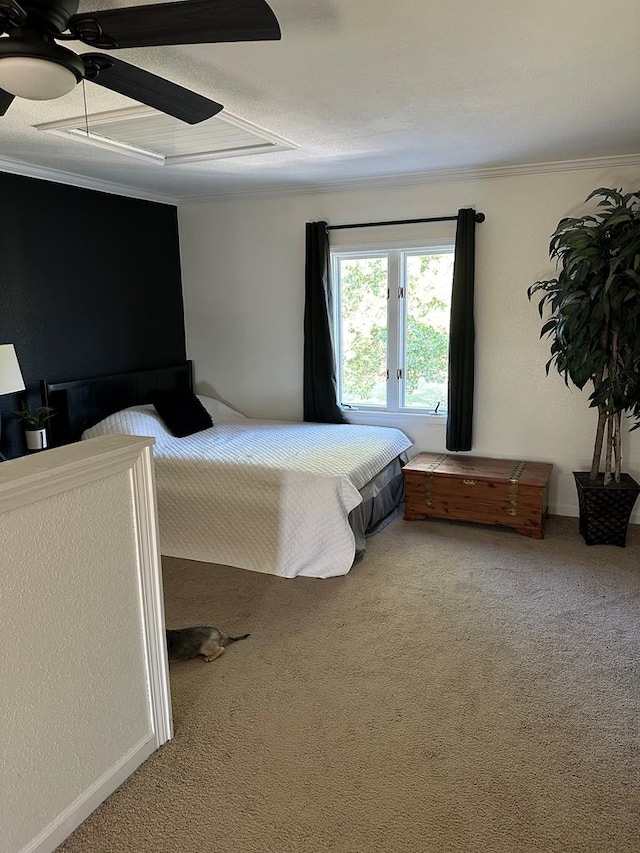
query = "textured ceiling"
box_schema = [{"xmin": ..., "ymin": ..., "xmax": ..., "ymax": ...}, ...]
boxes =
[{"xmin": 1, "ymin": 0, "xmax": 639, "ymax": 201}]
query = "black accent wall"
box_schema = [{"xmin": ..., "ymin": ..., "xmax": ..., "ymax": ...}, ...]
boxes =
[{"xmin": 0, "ymin": 171, "xmax": 186, "ymax": 459}]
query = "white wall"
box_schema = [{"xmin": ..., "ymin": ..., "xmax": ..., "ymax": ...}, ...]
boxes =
[
  {"xmin": 177, "ymin": 165, "xmax": 640, "ymax": 521},
  {"xmin": 1, "ymin": 436, "xmax": 171, "ymax": 853}
]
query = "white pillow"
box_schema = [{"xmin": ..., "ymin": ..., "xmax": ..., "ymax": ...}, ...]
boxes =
[
  {"xmin": 82, "ymin": 406, "xmax": 172, "ymax": 442},
  {"xmin": 197, "ymin": 395, "xmax": 247, "ymax": 424}
]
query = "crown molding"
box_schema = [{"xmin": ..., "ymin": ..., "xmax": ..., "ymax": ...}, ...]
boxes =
[
  {"xmin": 0, "ymin": 156, "xmax": 179, "ymax": 206},
  {"xmin": 1, "ymin": 150, "xmax": 639, "ymax": 207},
  {"xmin": 178, "ymin": 152, "xmax": 640, "ymax": 204}
]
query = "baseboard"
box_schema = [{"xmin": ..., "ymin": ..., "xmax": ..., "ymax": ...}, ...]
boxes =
[
  {"xmin": 549, "ymin": 502, "xmax": 579, "ymax": 519},
  {"xmin": 550, "ymin": 502, "xmax": 640, "ymax": 526},
  {"xmin": 20, "ymin": 734, "xmax": 158, "ymax": 853}
]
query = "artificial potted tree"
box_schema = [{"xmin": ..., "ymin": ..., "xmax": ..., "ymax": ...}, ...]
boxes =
[
  {"xmin": 14, "ymin": 401, "xmax": 55, "ymax": 451},
  {"xmin": 528, "ymin": 187, "xmax": 640, "ymax": 546}
]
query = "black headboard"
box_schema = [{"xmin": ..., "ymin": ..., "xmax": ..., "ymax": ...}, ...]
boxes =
[{"xmin": 40, "ymin": 361, "xmax": 193, "ymax": 446}]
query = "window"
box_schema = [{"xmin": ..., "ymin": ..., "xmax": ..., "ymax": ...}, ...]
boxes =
[{"xmin": 331, "ymin": 244, "xmax": 454, "ymax": 414}]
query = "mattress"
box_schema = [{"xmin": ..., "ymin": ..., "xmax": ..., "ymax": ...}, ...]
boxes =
[{"xmin": 83, "ymin": 401, "xmax": 412, "ymax": 578}]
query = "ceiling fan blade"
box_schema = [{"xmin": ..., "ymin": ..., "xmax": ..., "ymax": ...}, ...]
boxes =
[
  {"xmin": 81, "ymin": 54, "xmax": 223, "ymax": 124},
  {"xmin": 68, "ymin": 0, "xmax": 281, "ymax": 50},
  {"xmin": 0, "ymin": 87, "xmax": 15, "ymax": 116}
]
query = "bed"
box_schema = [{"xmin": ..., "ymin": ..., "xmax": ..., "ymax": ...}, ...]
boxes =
[{"xmin": 41, "ymin": 362, "xmax": 412, "ymax": 578}]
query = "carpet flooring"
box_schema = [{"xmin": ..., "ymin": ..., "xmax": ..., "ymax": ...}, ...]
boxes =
[{"xmin": 57, "ymin": 515, "xmax": 640, "ymax": 853}]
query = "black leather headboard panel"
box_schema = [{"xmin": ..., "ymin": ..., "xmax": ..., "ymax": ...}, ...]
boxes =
[{"xmin": 40, "ymin": 361, "xmax": 193, "ymax": 446}]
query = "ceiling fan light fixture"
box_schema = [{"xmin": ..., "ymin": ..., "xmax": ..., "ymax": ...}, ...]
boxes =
[
  {"xmin": 0, "ymin": 38, "xmax": 84, "ymax": 100},
  {"xmin": 0, "ymin": 56, "xmax": 77, "ymax": 99}
]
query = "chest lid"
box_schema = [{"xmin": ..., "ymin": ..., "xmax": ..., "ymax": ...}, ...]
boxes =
[{"xmin": 403, "ymin": 453, "xmax": 552, "ymax": 487}]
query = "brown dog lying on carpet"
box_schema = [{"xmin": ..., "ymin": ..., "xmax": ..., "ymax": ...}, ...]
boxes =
[{"xmin": 166, "ymin": 626, "xmax": 250, "ymax": 662}]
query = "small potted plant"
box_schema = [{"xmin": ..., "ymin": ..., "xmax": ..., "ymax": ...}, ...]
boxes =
[
  {"xmin": 14, "ymin": 401, "xmax": 55, "ymax": 451},
  {"xmin": 528, "ymin": 187, "xmax": 640, "ymax": 546}
]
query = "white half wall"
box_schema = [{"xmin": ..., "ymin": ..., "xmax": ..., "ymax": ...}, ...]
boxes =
[
  {"xmin": 0, "ymin": 435, "xmax": 172, "ymax": 853},
  {"xmin": 177, "ymin": 165, "xmax": 640, "ymax": 522}
]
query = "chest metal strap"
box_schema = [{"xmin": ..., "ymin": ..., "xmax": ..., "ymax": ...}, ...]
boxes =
[
  {"xmin": 508, "ymin": 460, "xmax": 527, "ymax": 516},
  {"xmin": 423, "ymin": 453, "xmax": 447, "ymax": 506}
]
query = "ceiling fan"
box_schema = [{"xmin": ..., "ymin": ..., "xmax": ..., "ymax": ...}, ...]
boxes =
[{"xmin": 0, "ymin": 0, "xmax": 281, "ymax": 123}]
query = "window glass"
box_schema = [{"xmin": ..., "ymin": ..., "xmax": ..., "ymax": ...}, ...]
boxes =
[
  {"xmin": 338, "ymin": 255, "xmax": 388, "ymax": 408},
  {"xmin": 403, "ymin": 251, "xmax": 454, "ymax": 410}
]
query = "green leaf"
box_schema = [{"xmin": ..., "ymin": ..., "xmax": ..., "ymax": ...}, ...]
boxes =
[{"xmin": 585, "ymin": 187, "xmax": 624, "ymax": 207}]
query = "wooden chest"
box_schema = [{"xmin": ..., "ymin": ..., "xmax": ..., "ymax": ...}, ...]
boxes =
[{"xmin": 403, "ymin": 453, "xmax": 553, "ymax": 539}]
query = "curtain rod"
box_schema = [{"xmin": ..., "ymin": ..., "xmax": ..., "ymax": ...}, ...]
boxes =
[{"xmin": 326, "ymin": 212, "xmax": 485, "ymax": 231}]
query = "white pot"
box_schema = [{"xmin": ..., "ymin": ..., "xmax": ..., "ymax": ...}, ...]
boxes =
[{"xmin": 25, "ymin": 428, "xmax": 48, "ymax": 451}]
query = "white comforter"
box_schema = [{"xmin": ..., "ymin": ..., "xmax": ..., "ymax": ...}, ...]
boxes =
[{"xmin": 83, "ymin": 400, "xmax": 412, "ymax": 578}]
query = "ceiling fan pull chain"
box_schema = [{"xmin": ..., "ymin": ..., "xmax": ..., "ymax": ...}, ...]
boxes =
[{"xmin": 82, "ymin": 78, "xmax": 89, "ymax": 137}]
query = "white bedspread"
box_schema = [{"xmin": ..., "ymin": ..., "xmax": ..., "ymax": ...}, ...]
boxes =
[{"xmin": 83, "ymin": 403, "xmax": 412, "ymax": 578}]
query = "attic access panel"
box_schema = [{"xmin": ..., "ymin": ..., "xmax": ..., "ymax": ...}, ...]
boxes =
[{"xmin": 35, "ymin": 106, "xmax": 296, "ymax": 165}]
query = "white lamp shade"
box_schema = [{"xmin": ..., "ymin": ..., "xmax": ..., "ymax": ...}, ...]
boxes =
[
  {"xmin": 0, "ymin": 56, "xmax": 78, "ymax": 100},
  {"xmin": 0, "ymin": 344, "xmax": 26, "ymax": 395}
]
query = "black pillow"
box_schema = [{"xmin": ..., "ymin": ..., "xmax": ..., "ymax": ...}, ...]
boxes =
[{"xmin": 150, "ymin": 388, "xmax": 213, "ymax": 437}]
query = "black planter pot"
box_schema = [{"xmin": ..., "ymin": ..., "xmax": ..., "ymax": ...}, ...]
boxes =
[{"xmin": 573, "ymin": 471, "xmax": 640, "ymax": 547}]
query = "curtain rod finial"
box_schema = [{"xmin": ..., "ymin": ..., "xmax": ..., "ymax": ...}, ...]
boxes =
[{"xmin": 475, "ymin": 212, "xmax": 485, "ymax": 223}]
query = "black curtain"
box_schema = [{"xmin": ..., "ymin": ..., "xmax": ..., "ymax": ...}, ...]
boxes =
[
  {"xmin": 446, "ymin": 208, "xmax": 477, "ymax": 451},
  {"xmin": 303, "ymin": 221, "xmax": 347, "ymax": 423}
]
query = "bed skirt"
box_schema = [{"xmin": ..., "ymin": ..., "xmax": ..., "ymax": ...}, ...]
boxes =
[{"xmin": 349, "ymin": 454, "xmax": 407, "ymax": 558}]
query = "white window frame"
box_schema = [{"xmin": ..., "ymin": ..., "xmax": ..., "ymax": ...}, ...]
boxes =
[{"xmin": 331, "ymin": 241, "xmax": 455, "ymax": 416}]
